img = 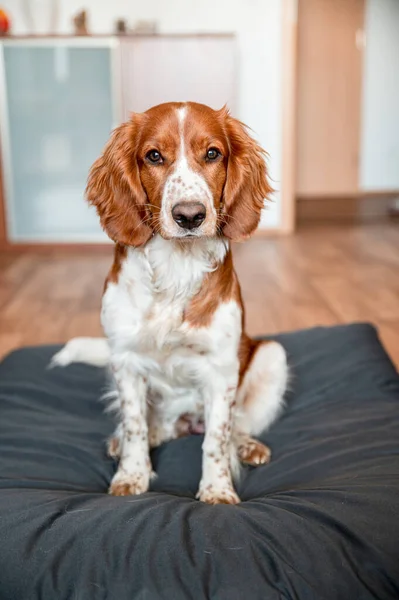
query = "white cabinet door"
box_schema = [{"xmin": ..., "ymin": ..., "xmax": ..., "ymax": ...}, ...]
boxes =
[
  {"xmin": 120, "ymin": 36, "xmax": 237, "ymax": 117},
  {"xmin": 0, "ymin": 40, "xmax": 118, "ymax": 242}
]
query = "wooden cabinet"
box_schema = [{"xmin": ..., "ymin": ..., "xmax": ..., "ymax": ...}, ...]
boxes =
[{"xmin": 296, "ymin": 0, "xmax": 365, "ymax": 197}]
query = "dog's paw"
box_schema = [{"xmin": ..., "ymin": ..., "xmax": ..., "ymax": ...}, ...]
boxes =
[
  {"xmin": 109, "ymin": 470, "xmax": 150, "ymax": 497},
  {"xmin": 238, "ymin": 438, "xmax": 271, "ymax": 466},
  {"xmin": 197, "ymin": 484, "xmax": 241, "ymax": 505}
]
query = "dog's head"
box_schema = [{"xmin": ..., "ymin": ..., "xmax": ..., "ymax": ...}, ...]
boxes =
[{"xmin": 86, "ymin": 102, "xmax": 272, "ymax": 245}]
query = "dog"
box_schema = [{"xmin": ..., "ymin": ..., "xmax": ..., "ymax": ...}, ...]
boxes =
[{"xmin": 52, "ymin": 102, "xmax": 288, "ymax": 504}]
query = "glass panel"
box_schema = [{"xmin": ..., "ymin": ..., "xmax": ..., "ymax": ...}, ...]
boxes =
[{"xmin": 3, "ymin": 44, "xmax": 114, "ymax": 241}]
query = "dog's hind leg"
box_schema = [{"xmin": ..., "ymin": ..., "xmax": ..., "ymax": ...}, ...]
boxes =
[{"xmin": 234, "ymin": 340, "xmax": 288, "ymax": 465}]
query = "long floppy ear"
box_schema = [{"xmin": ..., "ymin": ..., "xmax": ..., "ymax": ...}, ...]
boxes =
[
  {"xmin": 221, "ymin": 109, "xmax": 273, "ymax": 241},
  {"xmin": 86, "ymin": 115, "xmax": 152, "ymax": 246}
]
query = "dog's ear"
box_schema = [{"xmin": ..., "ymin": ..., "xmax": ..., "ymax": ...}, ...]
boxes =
[
  {"xmin": 86, "ymin": 115, "xmax": 153, "ymax": 247},
  {"xmin": 220, "ymin": 108, "xmax": 272, "ymax": 241}
]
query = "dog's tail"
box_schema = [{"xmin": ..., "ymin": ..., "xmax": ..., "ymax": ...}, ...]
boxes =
[{"xmin": 49, "ymin": 337, "xmax": 110, "ymax": 368}]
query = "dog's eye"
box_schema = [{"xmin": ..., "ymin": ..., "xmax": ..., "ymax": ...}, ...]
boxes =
[
  {"xmin": 146, "ymin": 150, "xmax": 163, "ymax": 164},
  {"xmin": 206, "ymin": 148, "xmax": 221, "ymax": 161}
]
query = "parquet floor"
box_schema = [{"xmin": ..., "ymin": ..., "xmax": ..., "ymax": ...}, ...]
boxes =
[{"xmin": 0, "ymin": 223, "xmax": 398, "ymax": 368}]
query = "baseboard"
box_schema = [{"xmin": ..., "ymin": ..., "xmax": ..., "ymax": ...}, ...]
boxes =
[{"xmin": 297, "ymin": 191, "xmax": 399, "ymax": 223}]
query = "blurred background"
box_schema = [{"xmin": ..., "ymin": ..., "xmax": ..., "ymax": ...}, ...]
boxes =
[{"xmin": 0, "ymin": 0, "xmax": 398, "ymax": 365}]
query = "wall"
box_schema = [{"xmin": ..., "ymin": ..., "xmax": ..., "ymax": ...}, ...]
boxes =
[
  {"xmin": 2, "ymin": 0, "xmax": 284, "ymax": 229},
  {"xmin": 360, "ymin": 0, "xmax": 399, "ymax": 190}
]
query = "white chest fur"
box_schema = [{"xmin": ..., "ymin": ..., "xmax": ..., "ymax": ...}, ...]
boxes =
[{"xmin": 101, "ymin": 235, "xmax": 242, "ymax": 418}]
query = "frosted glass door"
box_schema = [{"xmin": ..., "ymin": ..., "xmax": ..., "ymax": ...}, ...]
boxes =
[{"xmin": 1, "ymin": 43, "xmax": 116, "ymax": 242}]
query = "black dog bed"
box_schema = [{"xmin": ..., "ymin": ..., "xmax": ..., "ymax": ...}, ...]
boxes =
[{"xmin": 0, "ymin": 323, "xmax": 398, "ymax": 599}]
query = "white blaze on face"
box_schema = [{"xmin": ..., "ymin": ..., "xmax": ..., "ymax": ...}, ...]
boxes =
[{"xmin": 161, "ymin": 106, "xmax": 217, "ymax": 238}]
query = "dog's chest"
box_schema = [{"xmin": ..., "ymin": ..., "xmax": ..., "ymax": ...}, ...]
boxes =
[{"xmin": 101, "ymin": 237, "xmax": 232, "ymax": 381}]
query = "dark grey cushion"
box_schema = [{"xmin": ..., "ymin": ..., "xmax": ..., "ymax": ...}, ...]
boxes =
[{"xmin": 0, "ymin": 323, "xmax": 398, "ymax": 599}]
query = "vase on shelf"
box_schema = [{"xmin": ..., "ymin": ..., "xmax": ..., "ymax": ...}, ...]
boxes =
[{"xmin": 21, "ymin": 0, "xmax": 60, "ymax": 35}]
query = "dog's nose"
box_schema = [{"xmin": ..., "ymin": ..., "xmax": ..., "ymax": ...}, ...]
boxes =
[{"xmin": 172, "ymin": 202, "xmax": 206, "ymax": 230}]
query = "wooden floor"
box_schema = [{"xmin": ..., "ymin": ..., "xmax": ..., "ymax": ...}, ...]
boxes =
[{"xmin": 0, "ymin": 223, "xmax": 398, "ymax": 368}]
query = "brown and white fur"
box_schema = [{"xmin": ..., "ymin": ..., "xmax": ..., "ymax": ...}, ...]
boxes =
[{"xmin": 52, "ymin": 102, "xmax": 288, "ymax": 505}]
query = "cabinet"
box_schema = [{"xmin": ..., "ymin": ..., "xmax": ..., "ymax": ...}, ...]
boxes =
[
  {"xmin": 296, "ymin": 0, "xmax": 364, "ymax": 197},
  {"xmin": 0, "ymin": 38, "xmax": 120, "ymax": 242}
]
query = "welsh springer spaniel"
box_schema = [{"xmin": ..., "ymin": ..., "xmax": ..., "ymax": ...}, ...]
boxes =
[{"xmin": 53, "ymin": 102, "xmax": 288, "ymax": 504}]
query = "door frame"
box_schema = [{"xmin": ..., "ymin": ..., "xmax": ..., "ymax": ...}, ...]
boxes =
[{"xmin": 280, "ymin": 0, "xmax": 298, "ymax": 234}]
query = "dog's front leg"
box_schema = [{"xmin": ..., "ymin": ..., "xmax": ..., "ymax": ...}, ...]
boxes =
[
  {"xmin": 198, "ymin": 382, "xmax": 240, "ymax": 505},
  {"xmin": 109, "ymin": 364, "xmax": 151, "ymax": 497}
]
